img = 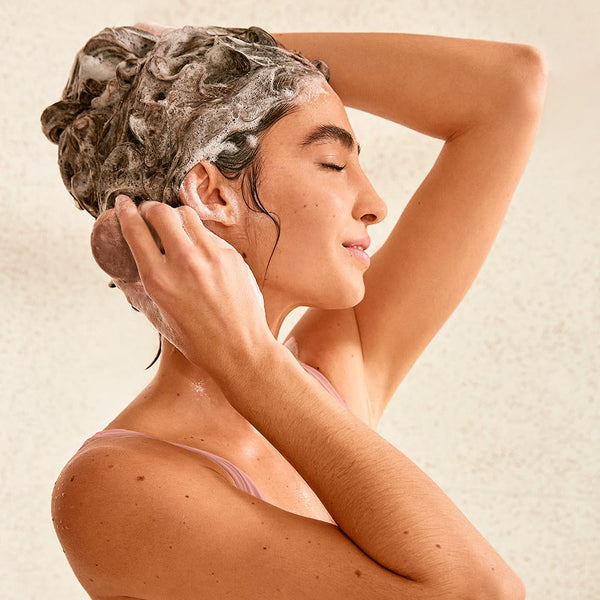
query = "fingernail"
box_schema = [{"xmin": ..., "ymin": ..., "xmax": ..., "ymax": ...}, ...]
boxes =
[{"xmin": 115, "ymin": 195, "xmax": 130, "ymax": 210}]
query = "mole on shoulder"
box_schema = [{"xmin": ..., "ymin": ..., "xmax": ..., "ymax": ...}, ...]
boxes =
[{"xmin": 136, "ymin": 475, "xmax": 145, "ymax": 481}]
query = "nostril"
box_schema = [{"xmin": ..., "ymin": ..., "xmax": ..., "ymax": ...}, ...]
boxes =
[{"xmin": 362, "ymin": 213, "xmax": 378, "ymax": 224}]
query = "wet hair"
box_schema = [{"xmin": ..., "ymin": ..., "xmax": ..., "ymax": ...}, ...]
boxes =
[{"xmin": 41, "ymin": 25, "xmax": 329, "ymax": 222}]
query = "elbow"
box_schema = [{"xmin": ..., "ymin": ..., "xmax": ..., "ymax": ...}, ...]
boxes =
[
  {"xmin": 515, "ymin": 44, "xmax": 548, "ymax": 104},
  {"xmin": 501, "ymin": 44, "xmax": 548, "ymax": 118},
  {"xmin": 465, "ymin": 570, "xmax": 526, "ymax": 600}
]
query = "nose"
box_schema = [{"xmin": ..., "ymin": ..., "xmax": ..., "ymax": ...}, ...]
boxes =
[{"xmin": 353, "ymin": 171, "xmax": 387, "ymax": 226}]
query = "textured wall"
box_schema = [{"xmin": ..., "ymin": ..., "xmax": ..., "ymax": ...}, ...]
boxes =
[{"xmin": 1, "ymin": 0, "xmax": 598, "ymax": 598}]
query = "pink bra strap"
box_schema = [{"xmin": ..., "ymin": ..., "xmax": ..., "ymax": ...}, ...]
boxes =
[
  {"xmin": 79, "ymin": 429, "xmax": 264, "ymax": 500},
  {"xmin": 299, "ymin": 362, "xmax": 346, "ymax": 407}
]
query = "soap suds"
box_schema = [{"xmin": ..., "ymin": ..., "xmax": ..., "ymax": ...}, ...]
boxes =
[{"xmin": 41, "ymin": 25, "xmax": 329, "ymax": 218}]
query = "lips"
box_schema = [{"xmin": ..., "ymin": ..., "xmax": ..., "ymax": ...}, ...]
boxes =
[{"xmin": 342, "ymin": 235, "xmax": 371, "ymax": 252}]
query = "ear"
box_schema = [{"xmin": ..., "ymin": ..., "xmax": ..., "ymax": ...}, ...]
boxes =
[{"xmin": 178, "ymin": 161, "xmax": 240, "ymax": 226}]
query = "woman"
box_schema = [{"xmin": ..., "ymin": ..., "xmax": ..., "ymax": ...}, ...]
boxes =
[{"xmin": 42, "ymin": 24, "xmax": 546, "ymax": 599}]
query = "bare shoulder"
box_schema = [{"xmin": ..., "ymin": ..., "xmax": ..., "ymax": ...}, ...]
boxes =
[
  {"xmin": 284, "ymin": 306, "xmax": 374, "ymax": 426},
  {"xmin": 52, "ymin": 432, "xmax": 418, "ymax": 600},
  {"xmin": 51, "ymin": 435, "xmax": 235, "ymax": 597}
]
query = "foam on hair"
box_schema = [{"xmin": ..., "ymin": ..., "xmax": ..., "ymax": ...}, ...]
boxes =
[{"xmin": 41, "ymin": 25, "xmax": 329, "ymax": 218}]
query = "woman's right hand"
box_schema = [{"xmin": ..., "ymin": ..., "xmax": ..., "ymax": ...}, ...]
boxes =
[{"xmin": 113, "ymin": 195, "xmax": 272, "ymax": 377}]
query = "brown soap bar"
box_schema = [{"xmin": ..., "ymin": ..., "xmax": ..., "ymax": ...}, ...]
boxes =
[{"xmin": 90, "ymin": 209, "xmax": 139, "ymax": 282}]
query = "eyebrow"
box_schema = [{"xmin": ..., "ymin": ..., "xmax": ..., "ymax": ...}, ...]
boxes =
[{"xmin": 298, "ymin": 124, "xmax": 361, "ymax": 156}]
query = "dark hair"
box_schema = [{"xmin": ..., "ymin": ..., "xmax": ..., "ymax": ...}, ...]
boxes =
[{"xmin": 40, "ymin": 25, "xmax": 328, "ymax": 215}]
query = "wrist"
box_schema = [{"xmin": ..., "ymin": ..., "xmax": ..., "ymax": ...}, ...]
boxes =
[
  {"xmin": 211, "ymin": 334, "xmax": 285, "ymax": 389},
  {"xmin": 213, "ymin": 337, "xmax": 298, "ymax": 415}
]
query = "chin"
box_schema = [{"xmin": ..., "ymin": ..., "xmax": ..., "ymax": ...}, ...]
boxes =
[{"xmin": 315, "ymin": 277, "xmax": 366, "ymax": 310}]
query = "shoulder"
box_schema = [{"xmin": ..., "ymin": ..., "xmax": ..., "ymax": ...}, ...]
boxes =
[
  {"xmin": 284, "ymin": 306, "xmax": 375, "ymax": 427},
  {"xmin": 51, "ymin": 435, "xmax": 236, "ymax": 596}
]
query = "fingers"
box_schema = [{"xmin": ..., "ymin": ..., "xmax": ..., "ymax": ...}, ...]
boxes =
[
  {"xmin": 137, "ymin": 201, "xmax": 196, "ymax": 257},
  {"xmin": 115, "ymin": 196, "xmax": 165, "ymax": 280},
  {"xmin": 176, "ymin": 206, "xmax": 237, "ymax": 253},
  {"xmin": 115, "ymin": 195, "xmax": 238, "ymax": 281}
]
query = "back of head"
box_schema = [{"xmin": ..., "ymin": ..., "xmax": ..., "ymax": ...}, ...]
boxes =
[{"xmin": 41, "ymin": 25, "xmax": 329, "ymax": 218}]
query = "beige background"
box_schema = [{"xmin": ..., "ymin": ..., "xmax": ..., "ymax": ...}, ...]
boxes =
[{"xmin": 1, "ymin": 0, "xmax": 598, "ymax": 598}]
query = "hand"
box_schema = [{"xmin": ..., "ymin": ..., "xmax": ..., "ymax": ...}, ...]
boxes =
[{"xmin": 112, "ymin": 195, "xmax": 271, "ymax": 377}]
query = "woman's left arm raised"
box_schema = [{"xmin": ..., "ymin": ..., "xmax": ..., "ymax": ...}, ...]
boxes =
[{"xmin": 275, "ymin": 32, "xmax": 547, "ymax": 424}]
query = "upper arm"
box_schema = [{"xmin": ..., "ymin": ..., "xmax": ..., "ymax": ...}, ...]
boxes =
[
  {"xmin": 54, "ymin": 441, "xmax": 436, "ymax": 600},
  {"xmin": 355, "ymin": 57, "xmax": 547, "ymax": 420}
]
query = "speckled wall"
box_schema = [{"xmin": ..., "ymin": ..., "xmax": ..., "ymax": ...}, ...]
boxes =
[{"xmin": 2, "ymin": 0, "xmax": 598, "ymax": 598}]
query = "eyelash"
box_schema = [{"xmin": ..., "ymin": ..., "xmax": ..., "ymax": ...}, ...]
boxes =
[{"xmin": 321, "ymin": 163, "xmax": 346, "ymax": 171}]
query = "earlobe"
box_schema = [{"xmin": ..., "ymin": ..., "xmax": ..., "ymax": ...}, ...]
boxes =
[{"xmin": 178, "ymin": 161, "xmax": 238, "ymax": 225}]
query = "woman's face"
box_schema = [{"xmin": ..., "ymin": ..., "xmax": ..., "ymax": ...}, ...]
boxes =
[{"xmin": 237, "ymin": 81, "xmax": 388, "ymax": 320}]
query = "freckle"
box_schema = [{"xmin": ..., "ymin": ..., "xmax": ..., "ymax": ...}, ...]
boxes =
[
  {"xmin": 263, "ymin": 546, "xmax": 267, "ymax": 550},
  {"xmin": 436, "ymin": 544, "xmax": 441, "ymax": 548},
  {"xmin": 200, "ymin": 438, "xmax": 205, "ymax": 442},
  {"xmin": 491, "ymin": 567, "xmax": 495, "ymax": 571},
  {"xmin": 136, "ymin": 475, "xmax": 145, "ymax": 481},
  {"xmin": 303, "ymin": 204, "xmax": 307, "ymax": 208},
  {"xmin": 242, "ymin": 252, "xmax": 247, "ymax": 259},
  {"xmin": 315, "ymin": 575, "xmax": 320, "ymax": 580},
  {"xmin": 176, "ymin": 392, "xmax": 180, "ymax": 397},
  {"xmin": 169, "ymin": 545, "xmax": 173, "ymax": 549},
  {"xmin": 108, "ymin": 464, "xmax": 114, "ymax": 468},
  {"xmin": 95, "ymin": 563, "xmax": 99, "ymax": 567},
  {"xmin": 354, "ymin": 569, "xmax": 362, "ymax": 578},
  {"xmin": 185, "ymin": 495, "xmax": 189, "ymax": 498},
  {"xmin": 99, "ymin": 521, "xmax": 104, "ymax": 525},
  {"xmin": 70, "ymin": 475, "xmax": 75, "ymax": 482},
  {"xmin": 89, "ymin": 578, "xmax": 94, "ymax": 582},
  {"xmin": 403, "ymin": 530, "xmax": 409, "ymax": 534}
]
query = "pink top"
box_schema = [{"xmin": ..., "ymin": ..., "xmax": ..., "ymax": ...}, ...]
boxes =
[{"xmin": 79, "ymin": 362, "xmax": 344, "ymax": 501}]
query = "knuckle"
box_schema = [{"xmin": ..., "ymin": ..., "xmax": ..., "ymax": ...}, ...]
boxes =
[
  {"xmin": 140, "ymin": 269, "xmax": 166, "ymax": 297},
  {"xmin": 177, "ymin": 205, "xmax": 197, "ymax": 219},
  {"xmin": 141, "ymin": 201, "xmax": 168, "ymax": 219}
]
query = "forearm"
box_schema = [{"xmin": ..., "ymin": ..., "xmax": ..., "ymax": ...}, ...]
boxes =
[
  {"xmin": 274, "ymin": 31, "xmax": 543, "ymax": 139},
  {"xmin": 217, "ymin": 341, "xmax": 520, "ymax": 593}
]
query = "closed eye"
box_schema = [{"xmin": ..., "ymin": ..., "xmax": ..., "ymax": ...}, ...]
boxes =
[{"xmin": 321, "ymin": 163, "xmax": 346, "ymax": 171}]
